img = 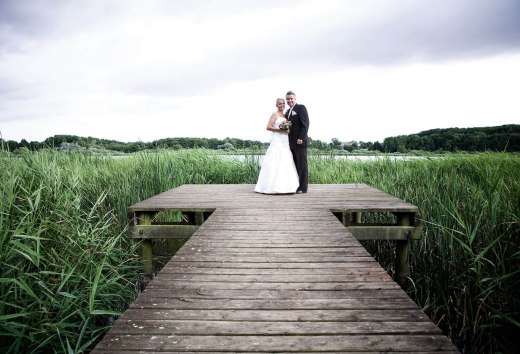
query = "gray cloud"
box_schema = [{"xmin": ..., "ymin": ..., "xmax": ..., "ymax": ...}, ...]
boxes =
[
  {"xmin": 294, "ymin": 0, "xmax": 520, "ymax": 65},
  {"xmin": 175, "ymin": 0, "xmax": 520, "ymax": 94},
  {"xmin": 0, "ymin": 1, "xmax": 54, "ymax": 34}
]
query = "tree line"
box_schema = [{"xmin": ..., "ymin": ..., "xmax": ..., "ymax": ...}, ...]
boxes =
[
  {"xmin": 2, "ymin": 124, "xmax": 519, "ymax": 153},
  {"xmin": 1, "ymin": 136, "xmax": 266, "ymax": 153},
  {"xmin": 380, "ymin": 124, "xmax": 519, "ymax": 153}
]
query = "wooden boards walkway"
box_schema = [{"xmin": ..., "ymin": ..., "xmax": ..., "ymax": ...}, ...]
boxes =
[{"xmin": 92, "ymin": 184, "xmax": 458, "ymax": 353}]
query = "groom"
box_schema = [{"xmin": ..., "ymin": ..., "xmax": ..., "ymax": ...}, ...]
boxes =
[{"xmin": 285, "ymin": 91, "xmax": 309, "ymax": 193}]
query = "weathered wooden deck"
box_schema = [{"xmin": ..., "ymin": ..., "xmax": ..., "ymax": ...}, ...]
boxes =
[{"xmin": 92, "ymin": 184, "xmax": 458, "ymax": 353}]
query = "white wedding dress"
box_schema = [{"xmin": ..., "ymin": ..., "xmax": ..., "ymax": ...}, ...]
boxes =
[{"xmin": 254, "ymin": 117, "xmax": 300, "ymax": 194}]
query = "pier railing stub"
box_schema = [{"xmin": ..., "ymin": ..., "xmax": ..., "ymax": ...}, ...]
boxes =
[{"xmin": 332, "ymin": 207, "xmax": 423, "ymax": 286}]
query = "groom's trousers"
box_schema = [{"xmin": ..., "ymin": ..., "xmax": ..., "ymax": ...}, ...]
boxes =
[{"xmin": 292, "ymin": 147, "xmax": 308, "ymax": 193}]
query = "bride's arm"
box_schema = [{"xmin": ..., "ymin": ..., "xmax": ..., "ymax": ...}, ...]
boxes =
[{"xmin": 265, "ymin": 113, "xmax": 280, "ymax": 132}]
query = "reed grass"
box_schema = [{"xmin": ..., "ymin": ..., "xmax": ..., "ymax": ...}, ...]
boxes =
[
  {"xmin": 309, "ymin": 153, "xmax": 520, "ymax": 353},
  {"xmin": 1, "ymin": 149, "xmax": 518, "ymax": 353}
]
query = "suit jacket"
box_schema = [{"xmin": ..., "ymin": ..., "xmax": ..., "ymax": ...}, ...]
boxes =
[{"xmin": 285, "ymin": 103, "xmax": 310, "ymax": 149}]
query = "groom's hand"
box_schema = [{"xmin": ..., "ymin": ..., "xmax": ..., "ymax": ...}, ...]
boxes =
[{"xmin": 297, "ymin": 139, "xmax": 303, "ymax": 144}]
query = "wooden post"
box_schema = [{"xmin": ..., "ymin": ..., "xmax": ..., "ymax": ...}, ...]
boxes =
[
  {"xmin": 181, "ymin": 211, "xmax": 204, "ymax": 225},
  {"xmin": 137, "ymin": 212, "xmax": 154, "ymax": 285},
  {"xmin": 354, "ymin": 211, "xmax": 362, "ymax": 225},
  {"xmin": 195, "ymin": 212, "xmax": 204, "ymax": 226},
  {"xmin": 396, "ymin": 213, "xmax": 411, "ymax": 287},
  {"xmin": 341, "ymin": 211, "xmax": 350, "ymax": 226}
]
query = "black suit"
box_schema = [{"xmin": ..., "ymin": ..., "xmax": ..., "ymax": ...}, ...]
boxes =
[{"xmin": 286, "ymin": 103, "xmax": 309, "ymax": 193}]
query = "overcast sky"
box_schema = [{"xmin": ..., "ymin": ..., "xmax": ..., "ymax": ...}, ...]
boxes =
[{"xmin": 1, "ymin": 0, "xmax": 519, "ymax": 144}]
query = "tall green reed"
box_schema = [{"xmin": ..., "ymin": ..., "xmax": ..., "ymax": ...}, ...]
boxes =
[
  {"xmin": 1, "ymin": 149, "xmax": 518, "ymax": 353},
  {"xmin": 398, "ymin": 154, "xmax": 519, "ymax": 353},
  {"xmin": 1, "ymin": 152, "xmax": 138, "ymax": 353}
]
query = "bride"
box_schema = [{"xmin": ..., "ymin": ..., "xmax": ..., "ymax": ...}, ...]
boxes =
[{"xmin": 254, "ymin": 98, "xmax": 299, "ymax": 194}]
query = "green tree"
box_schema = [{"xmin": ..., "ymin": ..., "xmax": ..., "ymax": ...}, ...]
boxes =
[{"xmin": 329, "ymin": 138, "xmax": 342, "ymax": 150}]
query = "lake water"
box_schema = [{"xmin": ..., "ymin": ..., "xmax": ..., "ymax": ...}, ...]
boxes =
[{"xmin": 220, "ymin": 154, "xmax": 427, "ymax": 163}]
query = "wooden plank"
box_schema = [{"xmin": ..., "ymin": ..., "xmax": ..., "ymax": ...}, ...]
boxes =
[
  {"xmin": 161, "ymin": 261, "xmax": 379, "ymax": 269},
  {"xmin": 92, "ymin": 334, "xmax": 457, "ymax": 352},
  {"xmin": 145, "ymin": 281, "xmax": 400, "ymax": 291},
  {"xmin": 175, "ymin": 248, "xmax": 371, "ymax": 256},
  {"xmin": 128, "ymin": 225, "xmax": 198, "ymax": 239},
  {"xmin": 158, "ymin": 267, "xmax": 388, "ymax": 275},
  {"xmin": 348, "ymin": 225, "xmax": 418, "ymax": 240},
  {"xmin": 168, "ymin": 255, "xmax": 374, "ymax": 262},
  {"xmin": 129, "ymin": 297, "xmax": 418, "ymax": 310},
  {"xmin": 192, "ymin": 231, "xmax": 358, "ymax": 237},
  {"xmin": 109, "ymin": 320, "xmax": 443, "ymax": 335},
  {"xmin": 118, "ymin": 308, "xmax": 432, "ymax": 322},
  {"xmin": 139, "ymin": 288, "xmax": 407, "ymax": 299},
  {"xmin": 152, "ymin": 276, "xmax": 393, "ymax": 285},
  {"xmin": 98, "ymin": 351, "xmax": 460, "ymax": 354},
  {"xmin": 182, "ymin": 240, "xmax": 363, "ymax": 246}
]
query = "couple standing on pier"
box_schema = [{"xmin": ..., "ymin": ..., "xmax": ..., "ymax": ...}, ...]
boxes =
[{"xmin": 254, "ymin": 91, "xmax": 309, "ymax": 195}]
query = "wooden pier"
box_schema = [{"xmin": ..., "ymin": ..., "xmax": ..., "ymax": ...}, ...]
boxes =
[{"xmin": 92, "ymin": 184, "xmax": 458, "ymax": 353}]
